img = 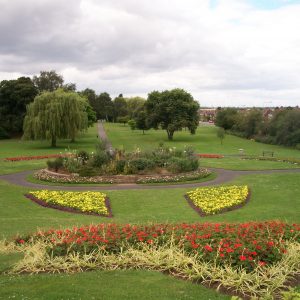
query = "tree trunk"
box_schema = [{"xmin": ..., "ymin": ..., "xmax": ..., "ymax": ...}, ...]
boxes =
[
  {"xmin": 51, "ymin": 135, "xmax": 56, "ymax": 147},
  {"xmin": 167, "ymin": 130, "xmax": 174, "ymax": 140},
  {"xmin": 143, "ymin": 129, "xmax": 145, "ymax": 135}
]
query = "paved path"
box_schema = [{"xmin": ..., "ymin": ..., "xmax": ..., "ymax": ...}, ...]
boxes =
[
  {"xmin": 1, "ymin": 168, "xmax": 299, "ymax": 191},
  {"xmin": 97, "ymin": 121, "xmax": 114, "ymax": 153}
]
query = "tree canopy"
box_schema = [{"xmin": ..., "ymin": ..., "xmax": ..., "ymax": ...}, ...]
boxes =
[
  {"xmin": 145, "ymin": 88, "xmax": 200, "ymax": 140},
  {"xmin": 0, "ymin": 77, "xmax": 37, "ymax": 138},
  {"xmin": 23, "ymin": 89, "xmax": 89, "ymax": 147}
]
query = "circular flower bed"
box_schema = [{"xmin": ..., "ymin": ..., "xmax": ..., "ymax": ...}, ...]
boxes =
[{"xmin": 34, "ymin": 168, "xmax": 212, "ymax": 184}]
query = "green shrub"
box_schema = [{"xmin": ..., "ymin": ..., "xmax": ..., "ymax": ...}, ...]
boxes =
[
  {"xmin": 92, "ymin": 152, "xmax": 109, "ymax": 168},
  {"xmin": 78, "ymin": 165, "xmax": 99, "ymax": 177},
  {"xmin": 115, "ymin": 160, "xmax": 126, "ymax": 173},
  {"xmin": 129, "ymin": 158, "xmax": 156, "ymax": 171},
  {"xmin": 76, "ymin": 150, "xmax": 89, "ymax": 164},
  {"xmin": 167, "ymin": 157, "xmax": 199, "ymax": 173},
  {"xmin": 46, "ymin": 157, "xmax": 64, "ymax": 172},
  {"xmin": 63, "ymin": 157, "xmax": 81, "ymax": 173}
]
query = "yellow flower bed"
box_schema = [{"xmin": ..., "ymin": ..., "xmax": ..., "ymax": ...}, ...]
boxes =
[
  {"xmin": 29, "ymin": 190, "xmax": 109, "ymax": 215},
  {"xmin": 186, "ymin": 185, "xmax": 248, "ymax": 215}
]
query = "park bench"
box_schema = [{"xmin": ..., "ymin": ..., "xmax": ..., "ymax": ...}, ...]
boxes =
[{"xmin": 262, "ymin": 151, "xmax": 274, "ymax": 157}]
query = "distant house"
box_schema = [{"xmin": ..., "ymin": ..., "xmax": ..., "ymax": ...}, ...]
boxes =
[{"xmin": 199, "ymin": 108, "xmax": 217, "ymax": 122}]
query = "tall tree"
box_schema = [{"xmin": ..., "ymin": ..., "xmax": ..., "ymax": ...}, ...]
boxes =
[
  {"xmin": 97, "ymin": 92, "xmax": 114, "ymax": 121},
  {"xmin": 126, "ymin": 96, "xmax": 146, "ymax": 119},
  {"xmin": 146, "ymin": 88, "xmax": 200, "ymax": 140},
  {"xmin": 23, "ymin": 89, "xmax": 88, "ymax": 147},
  {"xmin": 0, "ymin": 77, "xmax": 37, "ymax": 137},
  {"xmin": 135, "ymin": 110, "xmax": 149, "ymax": 134},
  {"xmin": 113, "ymin": 94, "xmax": 128, "ymax": 122},
  {"xmin": 215, "ymin": 108, "xmax": 238, "ymax": 130},
  {"xmin": 33, "ymin": 70, "xmax": 64, "ymax": 92}
]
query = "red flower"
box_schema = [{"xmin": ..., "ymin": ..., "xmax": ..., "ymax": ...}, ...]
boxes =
[
  {"xmin": 259, "ymin": 261, "xmax": 266, "ymax": 266},
  {"xmin": 204, "ymin": 245, "xmax": 213, "ymax": 252},
  {"xmin": 239, "ymin": 255, "xmax": 247, "ymax": 261},
  {"xmin": 226, "ymin": 247, "xmax": 234, "ymax": 253},
  {"xmin": 18, "ymin": 239, "xmax": 25, "ymax": 244}
]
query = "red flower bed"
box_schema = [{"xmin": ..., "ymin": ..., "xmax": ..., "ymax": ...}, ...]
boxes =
[
  {"xmin": 15, "ymin": 222, "xmax": 300, "ymax": 270},
  {"xmin": 4, "ymin": 154, "xmax": 71, "ymax": 162},
  {"xmin": 196, "ymin": 154, "xmax": 224, "ymax": 158}
]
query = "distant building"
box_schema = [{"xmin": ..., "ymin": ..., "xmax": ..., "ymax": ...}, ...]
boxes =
[{"xmin": 199, "ymin": 108, "xmax": 217, "ymax": 122}]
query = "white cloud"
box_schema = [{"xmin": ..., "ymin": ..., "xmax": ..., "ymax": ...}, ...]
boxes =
[{"xmin": 0, "ymin": 0, "xmax": 299, "ymax": 106}]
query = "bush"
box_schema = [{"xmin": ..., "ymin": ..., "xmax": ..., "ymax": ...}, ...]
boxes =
[
  {"xmin": 78, "ymin": 165, "xmax": 99, "ymax": 177},
  {"xmin": 128, "ymin": 158, "xmax": 156, "ymax": 171},
  {"xmin": 115, "ymin": 160, "xmax": 126, "ymax": 173},
  {"xmin": 46, "ymin": 157, "xmax": 64, "ymax": 172},
  {"xmin": 63, "ymin": 157, "xmax": 81, "ymax": 173},
  {"xmin": 167, "ymin": 157, "xmax": 199, "ymax": 173},
  {"xmin": 91, "ymin": 151, "xmax": 109, "ymax": 168},
  {"xmin": 76, "ymin": 150, "xmax": 89, "ymax": 164}
]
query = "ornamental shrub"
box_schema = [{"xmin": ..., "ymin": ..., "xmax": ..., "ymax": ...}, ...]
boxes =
[
  {"xmin": 128, "ymin": 158, "xmax": 156, "ymax": 171},
  {"xmin": 92, "ymin": 151, "xmax": 109, "ymax": 168},
  {"xmin": 115, "ymin": 159, "xmax": 126, "ymax": 173},
  {"xmin": 78, "ymin": 165, "xmax": 99, "ymax": 177},
  {"xmin": 167, "ymin": 157, "xmax": 199, "ymax": 173},
  {"xmin": 76, "ymin": 150, "xmax": 89, "ymax": 164},
  {"xmin": 46, "ymin": 157, "xmax": 64, "ymax": 172}
]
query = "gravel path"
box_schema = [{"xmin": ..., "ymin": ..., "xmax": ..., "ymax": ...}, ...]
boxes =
[
  {"xmin": 97, "ymin": 121, "xmax": 114, "ymax": 153},
  {"xmin": 0, "ymin": 168, "xmax": 299, "ymax": 191}
]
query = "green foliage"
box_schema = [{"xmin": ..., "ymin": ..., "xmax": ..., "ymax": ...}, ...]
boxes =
[
  {"xmin": 76, "ymin": 150, "xmax": 89, "ymax": 164},
  {"xmin": 46, "ymin": 157, "xmax": 64, "ymax": 172},
  {"xmin": 0, "ymin": 77, "xmax": 38, "ymax": 136},
  {"xmin": 63, "ymin": 157, "xmax": 82, "ymax": 173},
  {"xmin": 113, "ymin": 95, "xmax": 128, "ymax": 122},
  {"xmin": 117, "ymin": 116, "xmax": 130, "ymax": 125},
  {"xmin": 217, "ymin": 127, "xmax": 225, "ymax": 144},
  {"xmin": 23, "ymin": 89, "xmax": 88, "ymax": 147},
  {"xmin": 281, "ymin": 288, "xmax": 300, "ymax": 300},
  {"xmin": 126, "ymin": 96, "xmax": 146, "ymax": 119},
  {"xmin": 128, "ymin": 119, "xmax": 136, "ymax": 130},
  {"xmin": 146, "ymin": 88, "xmax": 200, "ymax": 140},
  {"xmin": 77, "ymin": 165, "xmax": 99, "ymax": 177},
  {"xmin": 32, "ymin": 70, "xmax": 64, "ymax": 92},
  {"xmin": 128, "ymin": 158, "xmax": 155, "ymax": 171},
  {"xmin": 215, "ymin": 108, "xmax": 238, "ymax": 130},
  {"xmin": 135, "ymin": 110, "xmax": 149, "ymax": 134},
  {"xmin": 167, "ymin": 157, "xmax": 199, "ymax": 173}
]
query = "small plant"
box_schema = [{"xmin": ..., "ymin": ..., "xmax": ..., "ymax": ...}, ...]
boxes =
[
  {"xmin": 76, "ymin": 150, "xmax": 89, "ymax": 164},
  {"xmin": 46, "ymin": 157, "xmax": 64, "ymax": 172}
]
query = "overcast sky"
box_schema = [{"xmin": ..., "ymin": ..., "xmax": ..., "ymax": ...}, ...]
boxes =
[{"xmin": 0, "ymin": 0, "xmax": 300, "ymax": 107}]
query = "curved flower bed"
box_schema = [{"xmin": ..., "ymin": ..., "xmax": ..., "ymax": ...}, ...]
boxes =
[
  {"xmin": 186, "ymin": 185, "xmax": 249, "ymax": 216},
  {"xmin": 15, "ymin": 222, "xmax": 300, "ymax": 270},
  {"xmin": 26, "ymin": 190, "xmax": 112, "ymax": 217},
  {"xmin": 4, "ymin": 154, "xmax": 71, "ymax": 162},
  {"xmin": 196, "ymin": 154, "xmax": 224, "ymax": 159},
  {"xmin": 33, "ymin": 168, "xmax": 212, "ymax": 184}
]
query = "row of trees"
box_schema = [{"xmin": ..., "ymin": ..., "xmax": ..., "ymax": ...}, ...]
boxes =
[
  {"xmin": 215, "ymin": 107, "xmax": 300, "ymax": 147},
  {"xmin": 0, "ymin": 71, "xmax": 78, "ymax": 138}
]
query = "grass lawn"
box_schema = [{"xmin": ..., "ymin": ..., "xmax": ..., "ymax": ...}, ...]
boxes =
[{"xmin": 104, "ymin": 123, "xmax": 300, "ymax": 170}]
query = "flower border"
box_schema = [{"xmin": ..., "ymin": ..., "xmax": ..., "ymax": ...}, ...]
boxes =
[
  {"xmin": 24, "ymin": 193, "xmax": 113, "ymax": 218},
  {"xmin": 184, "ymin": 188, "xmax": 251, "ymax": 217}
]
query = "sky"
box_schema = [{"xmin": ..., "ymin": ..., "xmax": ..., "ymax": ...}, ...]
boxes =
[{"xmin": 0, "ymin": 0, "xmax": 300, "ymax": 107}]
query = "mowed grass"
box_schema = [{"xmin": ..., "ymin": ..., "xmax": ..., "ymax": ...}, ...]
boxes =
[
  {"xmin": 104, "ymin": 123, "xmax": 300, "ymax": 170},
  {"xmin": 0, "ymin": 126, "xmax": 98, "ymax": 175}
]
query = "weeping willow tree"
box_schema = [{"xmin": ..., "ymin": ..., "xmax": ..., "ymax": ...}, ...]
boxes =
[{"xmin": 23, "ymin": 89, "xmax": 89, "ymax": 147}]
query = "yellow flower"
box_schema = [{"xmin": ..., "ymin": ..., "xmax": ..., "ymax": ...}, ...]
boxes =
[
  {"xmin": 186, "ymin": 185, "xmax": 248, "ymax": 215},
  {"xmin": 29, "ymin": 190, "xmax": 109, "ymax": 215}
]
